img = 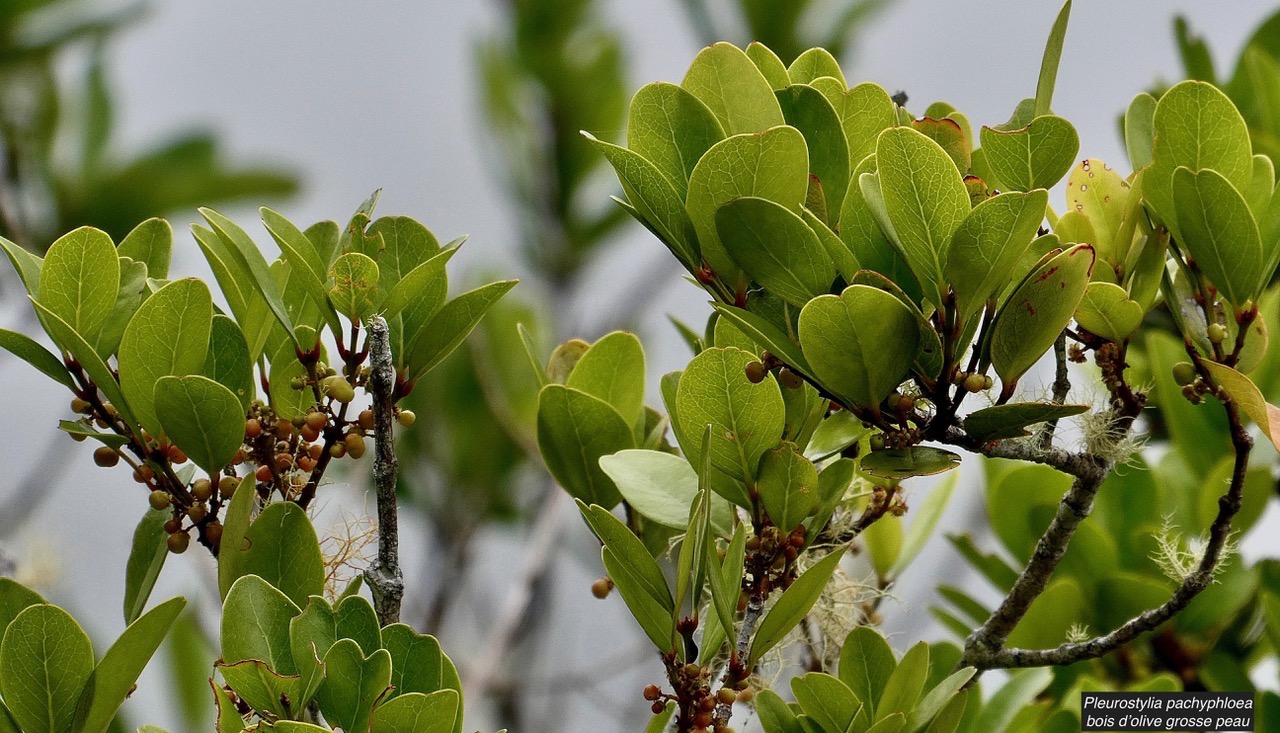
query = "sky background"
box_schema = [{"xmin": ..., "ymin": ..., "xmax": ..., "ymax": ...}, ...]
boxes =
[{"xmin": 4, "ymin": 1, "xmax": 1280, "ymax": 731}]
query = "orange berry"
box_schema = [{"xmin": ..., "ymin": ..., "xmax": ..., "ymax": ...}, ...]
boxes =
[
  {"xmin": 245, "ymin": 418, "xmax": 262, "ymax": 438},
  {"xmin": 255, "ymin": 465, "xmax": 273, "ymax": 483},
  {"xmin": 304, "ymin": 411, "xmax": 327, "ymax": 431},
  {"xmin": 358, "ymin": 410, "xmax": 376, "ymax": 431},
  {"xmin": 591, "ymin": 578, "xmax": 613, "ymax": 599}
]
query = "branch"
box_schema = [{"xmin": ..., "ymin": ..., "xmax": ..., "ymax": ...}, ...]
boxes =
[
  {"xmin": 1036, "ymin": 331, "xmax": 1071, "ymax": 448},
  {"xmin": 363, "ymin": 316, "xmax": 404, "ymax": 626},
  {"xmin": 969, "ymin": 399, "xmax": 1251, "ymax": 670}
]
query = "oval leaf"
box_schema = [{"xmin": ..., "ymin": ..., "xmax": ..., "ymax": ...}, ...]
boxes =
[
  {"xmin": 990, "ymin": 244, "xmax": 1094, "ymax": 386},
  {"xmin": 154, "ymin": 375, "xmax": 245, "ymax": 475}
]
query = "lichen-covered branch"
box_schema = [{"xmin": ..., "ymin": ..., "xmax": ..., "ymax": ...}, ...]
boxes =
[
  {"xmin": 967, "ymin": 399, "xmax": 1250, "ymax": 670},
  {"xmin": 363, "ymin": 315, "xmax": 404, "ymax": 626}
]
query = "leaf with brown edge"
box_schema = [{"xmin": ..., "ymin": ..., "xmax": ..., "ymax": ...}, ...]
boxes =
[{"xmin": 1204, "ymin": 361, "xmax": 1280, "ymax": 451}]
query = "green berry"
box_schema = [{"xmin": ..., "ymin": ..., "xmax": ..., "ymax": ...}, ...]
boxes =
[
  {"xmin": 963, "ymin": 373, "xmax": 987, "ymax": 393},
  {"xmin": 1172, "ymin": 361, "xmax": 1197, "ymax": 386},
  {"xmin": 149, "ymin": 490, "xmax": 171, "ymax": 510},
  {"xmin": 1208, "ymin": 323, "xmax": 1228, "ymax": 344},
  {"xmin": 397, "ymin": 410, "xmax": 416, "ymax": 427},
  {"xmin": 167, "ymin": 531, "xmax": 190, "ymax": 554},
  {"xmin": 93, "ymin": 446, "xmax": 119, "ymax": 467},
  {"xmin": 744, "ymin": 361, "xmax": 768, "ymax": 384}
]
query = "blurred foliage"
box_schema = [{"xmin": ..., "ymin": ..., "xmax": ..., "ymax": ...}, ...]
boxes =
[
  {"xmin": 0, "ymin": 0, "xmax": 295, "ymax": 252},
  {"xmin": 678, "ymin": 0, "xmax": 893, "ymax": 64}
]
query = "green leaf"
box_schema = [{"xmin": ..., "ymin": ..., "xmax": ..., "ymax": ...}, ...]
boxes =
[
  {"xmin": 970, "ymin": 669, "xmax": 1052, "ymax": 733},
  {"xmin": 946, "ymin": 190, "xmax": 1048, "ymax": 319},
  {"xmin": 0, "ymin": 579, "xmax": 44, "ymax": 636},
  {"xmin": 266, "ymin": 327, "xmax": 322, "ymax": 423},
  {"xmin": 203, "ymin": 315, "xmax": 255, "ymax": 410},
  {"xmin": 0, "ymin": 605, "xmax": 94, "ymax": 733},
  {"xmin": 1075, "ymin": 281, "xmax": 1144, "ymax": 341},
  {"xmin": 704, "ymin": 526, "xmax": 742, "ymax": 664},
  {"xmin": 260, "ymin": 208, "xmax": 342, "ymax": 337},
  {"xmin": 756, "ymin": 689, "xmax": 804, "ymax": 733},
  {"xmin": 716, "ymin": 196, "xmax": 836, "ymax": 307},
  {"xmin": 681, "ymin": 42, "xmax": 784, "ymax": 135},
  {"xmin": 890, "ymin": 471, "xmax": 959, "ymax": 577},
  {"xmin": 644, "ymin": 701, "xmax": 676, "ymax": 733},
  {"xmin": 788, "ymin": 48, "xmax": 846, "ymax": 86},
  {"xmin": 238, "ymin": 502, "xmax": 326, "ymax": 609},
  {"xmin": 1203, "ymin": 361, "xmax": 1280, "ymax": 452},
  {"xmin": 38, "ymin": 227, "xmax": 120, "ymax": 339},
  {"xmin": 745, "ymin": 42, "xmax": 790, "ymax": 90},
  {"xmin": 911, "ymin": 117, "xmax": 970, "ymax": 173},
  {"xmin": 123, "ymin": 508, "xmax": 170, "ymax": 625},
  {"xmin": 904, "ymin": 668, "xmax": 975, "ymax": 733},
  {"xmin": 687, "ymin": 126, "xmax": 810, "ymax": 289},
  {"xmin": 154, "ymin": 375, "xmax": 245, "ymax": 475},
  {"xmin": 626, "ymin": 82, "xmax": 724, "ymax": 198},
  {"xmin": 756, "ymin": 442, "xmax": 819, "ymax": 533},
  {"xmin": 117, "ymin": 218, "xmax": 172, "ymax": 280},
  {"xmin": 334, "ymin": 596, "xmax": 381, "ymax": 658},
  {"xmin": 674, "ymin": 347, "xmax": 785, "ymax": 506},
  {"xmin": 216, "ymin": 476, "xmax": 256, "ymax": 600},
  {"xmin": 1066, "ymin": 159, "xmax": 1131, "ymax": 267},
  {"xmin": 0, "ymin": 329, "xmax": 74, "ymax": 390},
  {"xmin": 74, "ymin": 598, "xmax": 186, "ymax": 733},
  {"xmin": 979, "ymin": 115, "xmax": 1079, "ymax": 192},
  {"xmin": 288, "ymin": 597, "xmax": 335, "ymax": 709},
  {"xmin": 369, "ymin": 691, "xmax": 458, "ymax": 733},
  {"xmin": 380, "ymin": 625, "xmax": 463, "ymax": 710},
  {"xmin": 326, "ymin": 252, "xmax": 380, "ymax": 321},
  {"xmin": 1124, "ymin": 93, "xmax": 1157, "ymax": 171},
  {"xmin": 878, "ymin": 643, "xmax": 929, "ymax": 720},
  {"xmin": 379, "ymin": 245, "xmax": 456, "ymax": 322},
  {"xmin": 1145, "ymin": 81, "xmax": 1253, "ymax": 231},
  {"xmin": 0, "ymin": 235, "xmax": 43, "ymax": 297},
  {"xmin": 1034, "ymin": 0, "xmax": 1072, "ymax": 117},
  {"xmin": 566, "ymin": 331, "xmax": 646, "ymax": 428},
  {"xmin": 863, "ymin": 513, "xmax": 903, "ymax": 578},
  {"xmin": 708, "ymin": 303, "xmax": 812, "ymax": 376},
  {"xmin": 407, "ymin": 279, "xmax": 518, "ymax": 382},
  {"xmin": 315, "ymin": 641, "xmax": 391, "ymax": 733},
  {"xmin": 537, "ymin": 385, "xmax": 632, "ymax": 507},
  {"xmin": 218, "ymin": 576, "xmax": 304, "ymax": 718},
  {"xmin": 589, "ymin": 135, "xmax": 701, "ymax": 271},
  {"xmin": 798, "ymin": 284, "xmax": 919, "ymax": 410},
  {"xmin": 811, "ymin": 80, "xmax": 898, "ymax": 169},
  {"xmin": 963, "ymin": 402, "xmax": 1089, "ymax": 441},
  {"xmin": 748, "ymin": 547, "xmax": 845, "ymax": 666},
  {"xmin": 118, "ymin": 279, "xmax": 214, "ymax": 438},
  {"xmin": 29, "ymin": 300, "xmax": 140, "ymax": 436},
  {"xmin": 990, "ymin": 244, "xmax": 1095, "ymax": 387},
  {"xmin": 200, "ymin": 208, "xmax": 301, "ymax": 352},
  {"xmin": 839, "ymin": 626, "xmax": 896, "ymax": 717},
  {"xmin": 1172, "ymin": 166, "xmax": 1266, "ymax": 306},
  {"xmin": 791, "ymin": 673, "xmax": 862, "ymax": 733},
  {"xmin": 875, "ymin": 126, "xmax": 970, "ymax": 308},
  {"xmin": 368, "ymin": 216, "xmax": 442, "ymax": 292},
  {"xmin": 777, "ymin": 84, "xmax": 850, "ymax": 221},
  {"xmin": 598, "ymin": 450, "xmax": 733, "ymax": 535},
  {"xmin": 862, "ymin": 447, "xmax": 961, "ymax": 480}
]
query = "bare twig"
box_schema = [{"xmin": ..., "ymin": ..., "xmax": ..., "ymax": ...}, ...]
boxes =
[
  {"xmin": 363, "ymin": 316, "xmax": 403, "ymax": 626},
  {"xmin": 1037, "ymin": 331, "xmax": 1071, "ymax": 448},
  {"xmin": 465, "ymin": 488, "xmax": 565, "ymax": 697}
]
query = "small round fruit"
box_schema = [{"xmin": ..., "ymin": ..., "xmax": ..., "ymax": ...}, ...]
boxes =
[
  {"xmin": 699, "ymin": 697, "xmax": 716, "ymax": 711},
  {"xmin": 1208, "ymin": 322, "xmax": 1228, "ymax": 344},
  {"xmin": 694, "ymin": 711, "xmax": 713, "ymax": 727},
  {"xmin": 651, "ymin": 701, "xmax": 666, "ymax": 715},
  {"xmin": 329, "ymin": 442, "xmax": 347, "ymax": 459},
  {"xmin": 643, "ymin": 685, "xmax": 661, "ymax": 701},
  {"xmin": 963, "ymin": 373, "xmax": 987, "ymax": 393},
  {"xmin": 245, "ymin": 418, "xmax": 262, "ymax": 438},
  {"xmin": 192, "ymin": 478, "xmax": 213, "ymax": 501},
  {"xmin": 188, "ymin": 503, "xmax": 207, "ymax": 523},
  {"xmin": 736, "ymin": 688, "xmax": 754, "ymax": 703},
  {"xmin": 205, "ymin": 522, "xmax": 223, "ymax": 548},
  {"xmin": 70, "ymin": 397, "xmax": 91, "ymax": 414},
  {"xmin": 167, "ymin": 444, "xmax": 188, "ymax": 464},
  {"xmin": 219, "ymin": 475, "xmax": 239, "ymax": 497},
  {"xmin": 778, "ymin": 368, "xmax": 803, "ymax": 390},
  {"xmin": 344, "ymin": 433, "xmax": 367, "ymax": 459},
  {"xmin": 305, "ymin": 411, "xmax": 327, "ymax": 431},
  {"xmin": 275, "ymin": 419, "xmax": 294, "ymax": 438},
  {"xmin": 325, "ymin": 376, "xmax": 356, "ymax": 404},
  {"xmin": 163, "ymin": 518, "xmax": 182, "ymax": 534},
  {"xmin": 869, "ymin": 433, "xmax": 886, "ymax": 451},
  {"xmin": 275, "ymin": 453, "xmax": 293, "ymax": 470},
  {"xmin": 744, "ymin": 361, "xmax": 768, "ymax": 384},
  {"xmin": 308, "ymin": 443, "xmax": 323, "ymax": 460},
  {"xmin": 358, "ymin": 409, "xmax": 376, "ymax": 431},
  {"xmin": 1172, "ymin": 361, "xmax": 1197, "ymax": 386},
  {"xmin": 149, "ymin": 490, "xmax": 171, "ymax": 510},
  {"xmin": 717, "ymin": 688, "xmax": 737, "ymax": 705},
  {"xmin": 591, "ymin": 578, "xmax": 613, "ymax": 599},
  {"xmin": 397, "ymin": 410, "xmax": 416, "ymax": 427},
  {"xmin": 133, "ymin": 465, "xmax": 154, "ymax": 484},
  {"xmin": 167, "ymin": 531, "xmax": 190, "ymax": 554},
  {"xmin": 298, "ymin": 455, "xmax": 316, "ymax": 473},
  {"xmin": 69, "ymin": 432, "xmax": 87, "ymax": 443},
  {"xmin": 290, "ymin": 375, "xmax": 307, "ymax": 390},
  {"xmin": 255, "ymin": 464, "xmax": 273, "ymax": 483},
  {"xmin": 93, "ymin": 446, "xmax": 119, "ymax": 467},
  {"xmin": 300, "ymin": 425, "xmax": 320, "ymax": 443}
]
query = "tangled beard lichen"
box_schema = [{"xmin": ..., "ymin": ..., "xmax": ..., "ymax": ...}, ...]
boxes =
[
  {"xmin": 319, "ymin": 511, "xmax": 378, "ymax": 600},
  {"xmin": 1152, "ymin": 516, "xmax": 1238, "ymax": 584}
]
